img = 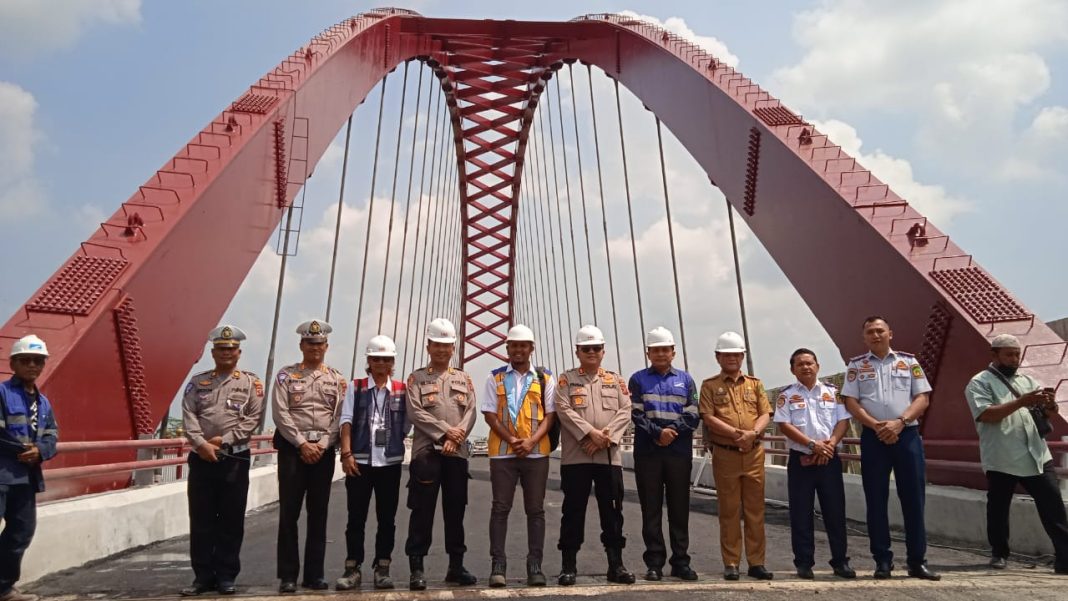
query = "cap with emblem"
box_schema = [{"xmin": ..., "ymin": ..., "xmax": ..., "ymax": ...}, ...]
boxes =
[
  {"xmin": 990, "ymin": 334, "xmax": 1022, "ymax": 349},
  {"xmin": 506, "ymin": 324, "xmax": 536, "ymax": 343},
  {"xmin": 296, "ymin": 319, "xmax": 332, "ymax": 342},
  {"xmin": 646, "ymin": 326, "xmax": 675, "ymax": 348},
  {"xmin": 575, "ymin": 325, "xmax": 606, "ymax": 346},
  {"xmin": 427, "ymin": 317, "xmax": 457, "ymax": 343},
  {"xmin": 208, "ymin": 325, "xmax": 246, "ymax": 348},
  {"xmin": 10, "ymin": 335, "xmax": 49, "ymax": 357},
  {"xmin": 715, "ymin": 331, "xmax": 746, "ymax": 353},
  {"xmin": 366, "ymin": 335, "xmax": 398, "ymax": 357}
]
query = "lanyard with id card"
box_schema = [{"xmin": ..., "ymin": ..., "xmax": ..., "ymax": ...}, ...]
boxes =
[{"xmin": 372, "ymin": 388, "xmax": 389, "ymax": 447}]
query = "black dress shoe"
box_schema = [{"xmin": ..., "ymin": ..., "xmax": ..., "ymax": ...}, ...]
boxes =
[
  {"xmin": 278, "ymin": 581, "xmax": 297, "ymax": 594},
  {"xmin": 644, "ymin": 568, "xmax": 662, "ymax": 581},
  {"xmin": 873, "ymin": 561, "xmax": 894, "ymax": 579},
  {"xmin": 217, "ymin": 582, "xmax": 237, "ymax": 595},
  {"xmin": 907, "ymin": 564, "xmax": 941, "ymax": 581},
  {"xmin": 557, "ymin": 570, "xmax": 576, "ymax": 586},
  {"xmin": 832, "ymin": 562, "xmax": 857, "ymax": 579},
  {"xmin": 179, "ymin": 582, "xmax": 215, "ymax": 596},
  {"xmin": 723, "ymin": 565, "xmax": 740, "ymax": 581},
  {"xmin": 989, "ymin": 556, "xmax": 1007, "ymax": 570},
  {"xmin": 670, "ymin": 565, "xmax": 698, "ymax": 581},
  {"xmin": 747, "ymin": 565, "xmax": 774, "ymax": 580},
  {"xmin": 445, "ymin": 566, "xmax": 477, "ymax": 586},
  {"xmin": 796, "ymin": 566, "xmax": 814, "ymax": 579},
  {"xmin": 301, "ymin": 579, "xmax": 330, "ymax": 590}
]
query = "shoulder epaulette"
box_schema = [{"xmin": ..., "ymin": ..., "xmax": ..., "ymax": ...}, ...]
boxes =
[
  {"xmin": 848, "ymin": 353, "xmax": 868, "ymax": 363},
  {"xmin": 896, "ymin": 351, "xmax": 915, "ymax": 358}
]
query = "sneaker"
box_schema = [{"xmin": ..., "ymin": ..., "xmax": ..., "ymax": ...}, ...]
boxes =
[
  {"xmin": 335, "ymin": 561, "xmax": 361, "ymax": 591},
  {"xmin": 372, "ymin": 559, "xmax": 394, "ymax": 590}
]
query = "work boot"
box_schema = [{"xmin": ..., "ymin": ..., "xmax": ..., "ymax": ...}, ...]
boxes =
[
  {"xmin": 372, "ymin": 559, "xmax": 394, "ymax": 590},
  {"xmin": 489, "ymin": 560, "xmax": 507, "ymax": 588},
  {"xmin": 526, "ymin": 559, "xmax": 547, "ymax": 587},
  {"xmin": 445, "ymin": 554, "xmax": 477, "ymax": 586},
  {"xmin": 606, "ymin": 547, "xmax": 636, "ymax": 584},
  {"xmin": 335, "ymin": 560, "xmax": 361, "ymax": 591},
  {"xmin": 409, "ymin": 556, "xmax": 427, "ymax": 591},
  {"xmin": 558, "ymin": 550, "xmax": 578, "ymax": 586}
]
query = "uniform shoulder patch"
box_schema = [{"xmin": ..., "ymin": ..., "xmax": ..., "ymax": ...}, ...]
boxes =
[
  {"xmin": 846, "ymin": 368, "xmax": 858, "ymax": 382},
  {"xmin": 776, "ymin": 393, "xmax": 786, "ymax": 408},
  {"xmin": 911, "ymin": 364, "xmax": 925, "ymax": 379},
  {"xmin": 184, "ymin": 382, "xmax": 195, "ymax": 395},
  {"xmin": 277, "ymin": 371, "xmax": 289, "ymax": 385},
  {"xmin": 253, "ymin": 379, "xmax": 265, "ymax": 397}
]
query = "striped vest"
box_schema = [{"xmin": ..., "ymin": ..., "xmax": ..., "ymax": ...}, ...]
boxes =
[{"xmin": 488, "ymin": 367, "xmax": 551, "ymax": 457}]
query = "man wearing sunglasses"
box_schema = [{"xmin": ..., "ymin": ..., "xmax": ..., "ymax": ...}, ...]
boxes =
[
  {"xmin": 335, "ymin": 335, "xmax": 410, "ymax": 591},
  {"xmin": 1, "ymin": 335, "xmax": 60, "ymax": 601},
  {"xmin": 554, "ymin": 325, "xmax": 635, "ymax": 586}
]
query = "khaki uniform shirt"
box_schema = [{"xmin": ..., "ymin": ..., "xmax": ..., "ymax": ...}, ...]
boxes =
[
  {"xmin": 555, "ymin": 366, "xmax": 633, "ymax": 465},
  {"xmin": 699, "ymin": 372, "xmax": 772, "ymax": 448},
  {"xmin": 272, "ymin": 362, "xmax": 346, "ymax": 449},
  {"xmin": 407, "ymin": 366, "xmax": 477, "ymax": 458},
  {"xmin": 182, "ymin": 369, "xmax": 265, "ymax": 449}
]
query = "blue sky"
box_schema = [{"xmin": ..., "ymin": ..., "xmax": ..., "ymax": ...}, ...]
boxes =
[{"xmin": 1, "ymin": 1, "xmax": 1066, "ymax": 417}]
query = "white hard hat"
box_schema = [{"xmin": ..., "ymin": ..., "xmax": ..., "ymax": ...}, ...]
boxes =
[
  {"xmin": 427, "ymin": 317, "xmax": 457, "ymax": 343},
  {"xmin": 10, "ymin": 335, "xmax": 49, "ymax": 358},
  {"xmin": 506, "ymin": 324, "xmax": 535, "ymax": 343},
  {"xmin": 646, "ymin": 326, "xmax": 675, "ymax": 348},
  {"xmin": 715, "ymin": 331, "xmax": 746, "ymax": 353},
  {"xmin": 575, "ymin": 325, "xmax": 606, "ymax": 346},
  {"xmin": 366, "ymin": 335, "xmax": 397, "ymax": 357}
]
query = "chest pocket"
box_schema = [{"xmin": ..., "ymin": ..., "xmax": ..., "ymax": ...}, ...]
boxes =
[
  {"xmin": 449, "ymin": 381, "xmax": 469, "ymax": 406},
  {"xmin": 420, "ymin": 383, "xmax": 441, "ymax": 407},
  {"xmin": 712, "ymin": 390, "xmax": 730, "ymax": 407},
  {"xmin": 195, "ymin": 387, "xmax": 216, "ymax": 410},
  {"xmin": 600, "ymin": 386, "xmax": 619, "ymax": 410},
  {"xmin": 569, "ymin": 384, "xmax": 588, "ymax": 410},
  {"xmin": 892, "ymin": 372, "xmax": 911, "ymax": 392},
  {"xmin": 225, "ymin": 389, "xmax": 249, "ymax": 413}
]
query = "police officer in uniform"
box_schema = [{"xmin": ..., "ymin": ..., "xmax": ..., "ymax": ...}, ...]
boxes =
[
  {"xmin": 180, "ymin": 326, "xmax": 265, "ymax": 596},
  {"xmin": 404, "ymin": 318, "xmax": 478, "ymax": 591},
  {"xmin": 273, "ymin": 320, "xmax": 347, "ymax": 593},
  {"xmin": 841, "ymin": 315, "xmax": 939, "ymax": 581},
  {"xmin": 773, "ymin": 348, "xmax": 855, "ymax": 580},
  {"xmin": 555, "ymin": 325, "xmax": 636, "ymax": 587},
  {"xmin": 698, "ymin": 331, "xmax": 773, "ymax": 581},
  {"xmin": 0, "ymin": 335, "xmax": 59, "ymax": 601}
]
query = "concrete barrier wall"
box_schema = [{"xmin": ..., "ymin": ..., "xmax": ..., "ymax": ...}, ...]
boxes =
[{"xmin": 622, "ymin": 451, "xmax": 1061, "ymax": 556}]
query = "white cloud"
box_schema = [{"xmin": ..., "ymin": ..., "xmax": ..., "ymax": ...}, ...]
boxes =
[
  {"xmin": 0, "ymin": 0, "xmax": 141, "ymax": 57},
  {"xmin": 619, "ymin": 10, "xmax": 740, "ymax": 68},
  {"xmin": 0, "ymin": 81, "xmax": 45, "ymax": 218}
]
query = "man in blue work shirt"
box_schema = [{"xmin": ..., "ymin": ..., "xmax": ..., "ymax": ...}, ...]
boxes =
[
  {"xmin": 773, "ymin": 348, "xmax": 855, "ymax": 580},
  {"xmin": 1, "ymin": 335, "xmax": 60, "ymax": 601},
  {"xmin": 629, "ymin": 327, "xmax": 700, "ymax": 582},
  {"xmin": 841, "ymin": 316, "xmax": 939, "ymax": 581}
]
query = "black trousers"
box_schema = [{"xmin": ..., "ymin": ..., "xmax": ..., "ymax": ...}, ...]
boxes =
[
  {"xmin": 275, "ymin": 439, "xmax": 336, "ymax": 582},
  {"xmin": 187, "ymin": 451, "xmax": 250, "ymax": 584},
  {"xmin": 404, "ymin": 452, "xmax": 469, "ymax": 558},
  {"xmin": 987, "ymin": 461, "xmax": 1068, "ymax": 569},
  {"xmin": 634, "ymin": 452, "xmax": 691, "ymax": 569},
  {"xmin": 0, "ymin": 483, "xmax": 36, "ymax": 594},
  {"xmin": 344, "ymin": 463, "xmax": 402, "ymax": 565},
  {"xmin": 786, "ymin": 451, "xmax": 849, "ymax": 569},
  {"xmin": 558, "ymin": 463, "xmax": 626, "ymax": 552}
]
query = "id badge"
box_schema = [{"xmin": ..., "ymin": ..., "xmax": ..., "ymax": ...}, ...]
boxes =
[{"xmin": 374, "ymin": 428, "xmax": 388, "ymax": 447}]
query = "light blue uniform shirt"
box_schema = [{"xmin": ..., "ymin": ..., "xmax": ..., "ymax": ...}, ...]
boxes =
[
  {"xmin": 773, "ymin": 381, "xmax": 852, "ymax": 454},
  {"xmin": 840, "ymin": 349, "xmax": 931, "ymax": 424},
  {"xmin": 964, "ymin": 367, "xmax": 1052, "ymax": 477}
]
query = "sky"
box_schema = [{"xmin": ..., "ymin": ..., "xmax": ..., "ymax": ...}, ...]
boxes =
[{"xmin": 1, "ymin": 0, "xmax": 1066, "ymax": 434}]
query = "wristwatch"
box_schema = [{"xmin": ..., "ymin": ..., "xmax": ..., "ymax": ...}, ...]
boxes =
[
  {"xmin": 806, "ymin": 439, "xmax": 816, "ymax": 450},
  {"xmin": 899, "ymin": 416, "xmax": 913, "ymax": 426}
]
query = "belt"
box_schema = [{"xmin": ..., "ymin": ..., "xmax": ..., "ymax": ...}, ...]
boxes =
[
  {"xmin": 712, "ymin": 441, "xmax": 744, "ymax": 452},
  {"xmin": 302, "ymin": 430, "xmax": 327, "ymax": 442},
  {"xmin": 229, "ymin": 442, "xmax": 250, "ymax": 454}
]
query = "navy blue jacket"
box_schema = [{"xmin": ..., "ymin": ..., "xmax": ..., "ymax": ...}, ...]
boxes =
[
  {"xmin": 345, "ymin": 378, "xmax": 410, "ymax": 465},
  {"xmin": 0, "ymin": 377, "xmax": 59, "ymax": 492}
]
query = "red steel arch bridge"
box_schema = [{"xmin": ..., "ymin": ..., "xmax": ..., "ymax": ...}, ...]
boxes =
[{"xmin": 2, "ymin": 8, "xmax": 1065, "ymax": 495}]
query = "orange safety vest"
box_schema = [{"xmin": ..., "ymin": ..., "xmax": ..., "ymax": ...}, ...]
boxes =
[{"xmin": 487, "ymin": 368, "xmax": 551, "ymax": 457}]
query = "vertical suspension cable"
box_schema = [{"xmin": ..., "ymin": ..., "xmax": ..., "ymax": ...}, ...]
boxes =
[
  {"xmin": 613, "ymin": 79, "xmax": 647, "ymax": 367},
  {"xmin": 430, "ymin": 137, "xmax": 456, "ymax": 324},
  {"xmin": 325, "ymin": 114, "xmax": 354, "ymax": 321},
  {"xmin": 401, "ymin": 84, "xmax": 443, "ymax": 375},
  {"xmin": 543, "ymin": 83, "xmax": 578, "ymax": 339},
  {"xmin": 414, "ymin": 101, "xmax": 452, "ymax": 367},
  {"xmin": 349, "ymin": 73, "xmax": 389, "ymax": 378},
  {"xmin": 536, "ymin": 108, "xmax": 573, "ymax": 366},
  {"xmin": 391, "ymin": 64, "xmax": 427, "ymax": 340},
  {"xmin": 525, "ymin": 154, "xmax": 559, "ymax": 371},
  {"xmin": 531, "ymin": 117, "xmax": 567, "ymax": 369},
  {"xmin": 727, "ymin": 198, "xmax": 756, "ymax": 376},
  {"xmin": 376, "ymin": 61, "xmax": 411, "ymax": 331},
  {"xmin": 568, "ymin": 64, "xmax": 598, "ymax": 324},
  {"xmin": 654, "ymin": 117, "xmax": 690, "ymax": 371},
  {"xmin": 586, "ymin": 66, "xmax": 623, "ymax": 372},
  {"xmin": 553, "ymin": 74, "xmax": 586, "ymax": 324},
  {"xmin": 519, "ymin": 162, "xmax": 548, "ymax": 367}
]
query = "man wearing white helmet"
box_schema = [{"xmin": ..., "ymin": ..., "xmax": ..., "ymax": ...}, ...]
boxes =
[
  {"xmin": 335, "ymin": 335, "xmax": 411, "ymax": 591},
  {"xmin": 180, "ymin": 325, "xmax": 265, "ymax": 596},
  {"xmin": 963, "ymin": 333, "xmax": 1068, "ymax": 574},
  {"xmin": 480, "ymin": 324, "xmax": 556, "ymax": 588},
  {"xmin": 699, "ymin": 331, "xmax": 773, "ymax": 581},
  {"xmin": 554, "ymin": 325, "xmax": 636, "ymax": 586},
  {"xmin": 404, "ymin": 318, "xmax": 478, "ymax": 590},
  {"xmin": 629, "ymin": 327, "xmax": 700, "ymax": 582},
  {"xmin": 0, "ymin": 335, "xmax": 59, "ymax": 601}
]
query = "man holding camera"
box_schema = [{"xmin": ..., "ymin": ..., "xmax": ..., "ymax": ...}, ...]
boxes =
[{"xmin": 964, "ymin": 333, "xmax": 1068, "ymax": 574}]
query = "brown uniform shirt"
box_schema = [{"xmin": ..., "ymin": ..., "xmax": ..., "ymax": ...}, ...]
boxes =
[
  {"xmin": 407, "ymin": 366, "xmax": 477, "ymax": 458},
  {"xmin": 182, "ymin": 369, "xmax": 265, "ymax": 449},
  {"xmin": 555, "ymin": 366, "xmax": 632, "ymax": 466},
  {"xmin": 699, "ymin": 372, "xmax": 772, "ymax": 448},
  {"xmin": 272, "ymin": 362, "xmax": 346, "ymax": 449}
]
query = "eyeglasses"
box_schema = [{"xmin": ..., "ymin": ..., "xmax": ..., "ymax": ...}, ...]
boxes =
[
  {"xmin": 368, "ymin": 356, "xmax": 394, "ymax": 363},
  {"xmin": 14, "ymin": 356, "xmax": 46, "ymax": 366},
  {"xmin": 578, "ymin": 346, "xmax": 604, "ymax": 353}
]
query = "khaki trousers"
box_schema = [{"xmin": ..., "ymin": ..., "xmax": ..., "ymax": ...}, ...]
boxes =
[{"xmin": 711, "ymin": 445, "xmax": 766, "ymax": 566}]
